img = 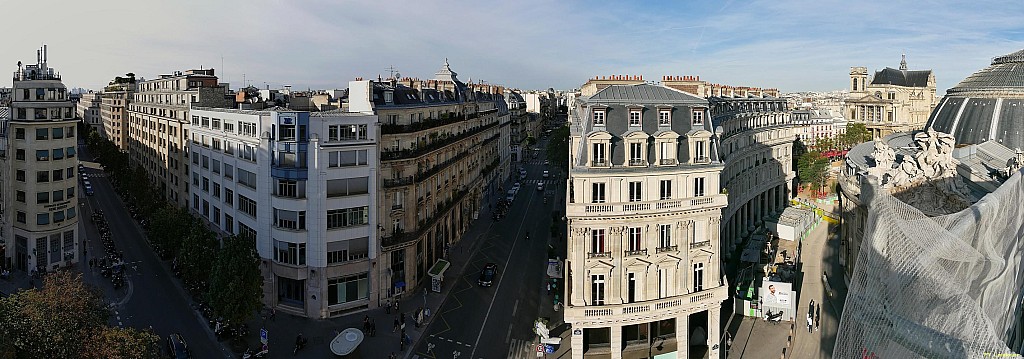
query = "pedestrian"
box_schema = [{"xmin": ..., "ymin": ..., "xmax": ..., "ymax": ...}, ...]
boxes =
[
  {"xmin": 270, "ymin": 307, "xmax": 276, "ymax": 321},
  {"xmin": 726, "ymin": 332, "xmax": 733, "ymax": 349},
  {"xmin": 385, "ymin": 298, "xmax": 391, "ymax": 314},
  {"xmin": 371, "ymin": 320, "xmax": 377, "ymax": 337},
  {"xmin": 809, "ymin": 299, "xmax": 815, "ymax": 312},
  {"xmin": 807, "ymin": 312, "xmax": 813, "ymax": 333},
  {"xmin": 393, "ymin": 316, "xmax": 399, "ymax": 333},
  {"xmin": 394, "ymin": 300, "xmax": 399, "ymax": 313},
  {"xmin": 546, "ymin": 281, "xmax": 551, "ymax": 295}
]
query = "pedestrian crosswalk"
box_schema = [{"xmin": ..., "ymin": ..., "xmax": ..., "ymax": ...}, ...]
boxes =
[
  {"xmin": 507, "ymin": 338, "xmax": 535, "ymax": 359},
  {"xmin": 520, "ymin": 179, "xmax": 559, "ymax": 185}
]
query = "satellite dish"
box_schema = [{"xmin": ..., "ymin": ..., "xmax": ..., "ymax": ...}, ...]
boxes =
[{"xmin": 395, "ymin": 72, "xmax": 401, "ymax": 79}]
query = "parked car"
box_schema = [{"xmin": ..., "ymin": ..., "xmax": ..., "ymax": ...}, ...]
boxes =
[
  {"xmin": 478, "ymin": 263, "xmax": 497, "ymax": 287},
  {"xmin": 166, "ymin": 333, "xmax": 192, "ymax": 359}
]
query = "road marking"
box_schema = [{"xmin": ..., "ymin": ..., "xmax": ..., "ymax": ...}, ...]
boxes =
[
  {"xmin": 470, "ymin": 192, "xmax": 534, "ymax": 359},
  {"xmin": 505, "ymin": 324, "xmax": 512, "ymax": 344},
  {"xmin": 512, "ymin": 299, "xmax": 519, "ymax": 316}
]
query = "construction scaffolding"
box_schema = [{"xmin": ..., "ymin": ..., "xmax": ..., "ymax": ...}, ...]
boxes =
[{"xmin": 834, "ymin": 173, "xmax": 1024, "ymax": 358}]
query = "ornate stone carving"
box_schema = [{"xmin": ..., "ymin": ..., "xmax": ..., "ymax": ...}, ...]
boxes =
[{"xmin": 868, "ymin": 128, "xmax": 971, "ymax": 213}]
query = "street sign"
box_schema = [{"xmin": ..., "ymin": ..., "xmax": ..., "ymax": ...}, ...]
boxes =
[
  {"xmin": 260, "ymin": 328, "xmax": 268, "ymax": 344},
  {"xmin": 537, "ymin": 344, "xmax": 544, "ymax": 352}
]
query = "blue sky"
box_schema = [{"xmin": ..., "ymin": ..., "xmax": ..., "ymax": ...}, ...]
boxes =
[{"xmin": 5, "ymin": 0, "xmax": 1024, "ymax": 93}]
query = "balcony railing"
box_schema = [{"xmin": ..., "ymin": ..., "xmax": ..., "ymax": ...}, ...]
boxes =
[
  {"xmin": 660, "ymin": 158, "xmax": 677, "ymax": 165},
  {"xmin": 380, "ymin": 113, "xmax": 466, "ymax": 134},
  {"xmin": 628, "ymin": 159, "xmax": 645, "ymax": 166},
  {"xmin": 694, "ymin": 156, "xmax": 710, "ymax": 163},
  {"xmin": 573, "ymin": 195, "xmax": 726, "ymax": 217},
  {"xmin": 656, "ymin": 245, "xmax": 678, "ymax": 253},
  {"xmin": 381, "ymin": 121, "xmax": 498, "ymax": 161},
  {"xmin": 565, "ymin": 285, "xmax": 728, "ymax": 323},
  {"xmin": 591, "ymin": 160, "xmax": 608, "ymax": 167},
  {"xmin": 381, "ymin": 188, "xmax": 470, "ymax": 249},
  {"xmin": 382, "ymin": 176, "xmax": 414, "ymax": 188},
  {"xmin": 624, "ymin": 249, "xmax": 647, "ymax": 257},
  {"xmin": 690, "ymin": 240, "xmax": 711, "ymax": 249},
  {"xmin": 587, "ymin": 252, "xmax": 612, "ymax": 259},
  {"xmin": 416, "ymin": 151, "xmax": 470, "ymax": 181}
]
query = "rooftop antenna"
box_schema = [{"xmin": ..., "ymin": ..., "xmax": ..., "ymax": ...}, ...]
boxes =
[{"xmin": 387, "ymin": 65, "xmax": 399, "ymax": 79}]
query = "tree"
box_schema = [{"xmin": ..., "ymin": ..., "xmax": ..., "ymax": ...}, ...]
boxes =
[
  {"xmin": 80, "ymin": 327, "xmax": 161, "ymax": 359},
  {"xmin": 0, "ymin": 272, "xmax": 108, "ymax": 358},
  {"xmin": 792, "ymin": 138, "xmax": 809, "ymax": 172},
  {"xmin": 207, "ymin": 237, "xmax": 264, "ymax": 324},
  {"xmin": 797, "ymin": 151, "xmax": 830, "ymax": 193},
  {"xmin": 177, "ymin": 225, "xmax": 219, "ymax": 291},
  {"xmin": 843, "ymin": 123, "xmax": 872, "ymax": 148},
  {"xmin": 147, "ymin": 206, "xmax": 191, "ymax": 259},
  {"xmin": 546, "ymin": 125, "xmax": 569, "ymax": 174}
]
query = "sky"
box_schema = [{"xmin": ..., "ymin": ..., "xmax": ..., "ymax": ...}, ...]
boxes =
[{"xmin": 5, "ymin": 0, "xmax": 1024, "ymax": 93}]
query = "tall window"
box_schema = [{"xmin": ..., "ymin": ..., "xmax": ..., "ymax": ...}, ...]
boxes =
[
  {"xmin": 660, "ymin": 142, "xmax": 674, "ymax": 163},
  {"xmin": 592, "ymin": 110, "xmax": 605, "ymax": 125},
  {"xmin": 591, "ymin": 183, "xmax": 606, "ymax": 203},
  {"xmin": 659, "ymin": 269, "xmax": 669, "ymax": 298},
  {"xmin": 591, "ymin": 275, "xmax": 606, "ymax": 305},
  {"xmin": 629, "ymin": 142, "xmax": 643, "ymax": 165},
  {"xmin": 659, "ymin": 224, "xmax": 672, "ymax": 248},
  {"xmin": 694, "ymin": 140, "xmax": 707, "ymax": 162},
  {"xmin": 628, "ymin": 181, "xmax": 642, "ymax": 202},
  {"xmin": 592, "ymin": 143, "xmax": 606, "ymax": 165},
  {"xmin": 658, "ymin": 110, "xmax": 671, "ymax": 125},
  {"xmin": 273, "ymin": 240, "xmax": 306, "ymax": 265},
  {"xmin": 628, "ymin": 227, "xmax": 642, "ymax": 251},
  {"xmin": 590, "ymin": 229, "xmax": 605, "ymax": 254},
  {"xmin": 659, "ymin": 180, "xmax": 672, "ymax": 200},
  {"xmin": 693, "ymin": 177, "xmax": 706, "ymax": 197},
  {"xmin": 629, "ymin": 110, "xmax": 641, "ymax": 126},
  {"xmin": 627, "ymin": 273, "xmax": 636, "ymax": 303},
  {"xmin": 693, "ymin": 262, "xmax": 704, "ymax": 292},
  {"xmin": 328, "ymin": 273, "xmax": 369, "ymax": 305}
]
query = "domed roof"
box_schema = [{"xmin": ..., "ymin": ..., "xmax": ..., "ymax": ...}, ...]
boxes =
[{"xmin": 927, "ymin": 49, "xmax": 1024, "ymax": 151}]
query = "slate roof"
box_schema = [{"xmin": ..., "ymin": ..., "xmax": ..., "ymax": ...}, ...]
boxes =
[
  {"xmin": 589, "ymin": 84, "xmax": 705, "ymax": 103},
  {"xmin": 870, "ymin": 67, "xmax": 932, "ymax": 87},
  {"xmin": 926, "ymin": 49, "xmax": 1024, "ymax": 150}
]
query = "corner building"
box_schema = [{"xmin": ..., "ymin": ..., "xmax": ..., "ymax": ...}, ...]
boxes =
[
  {"xmin": 348, "ymin": 60, "xmax": 504, "ymax": 302},
  {"xmin": 565, "ymin": 81, "xmax": 728, "ymax": 359},
  {"xmin": 188, "ymin": 107, "xmax": 379, "ymax": 318},
  {"xmin": 847, "ymin": 55, "xmax": 937, "ymax": 139},
  {"xmin": 1, "ymin": 47, "xmax": 80, "ymax": 272}
]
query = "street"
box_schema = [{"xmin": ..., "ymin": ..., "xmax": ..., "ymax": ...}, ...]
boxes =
[
  {"xmin": 77, "ymin": 142, "xmax": 230, "ymax": 359},
  {"xmin": 413, "ymin": 150, "xmax": 562, "ymax": 359}
]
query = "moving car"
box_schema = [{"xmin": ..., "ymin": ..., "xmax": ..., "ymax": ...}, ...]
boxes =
[
  {"xmin": 544, "ymin": 160, "xmax": 549, "ymax": 166},
  {"xmin": 537, "ymin": 182, "xmax": 545, "ymax": 191},
  {"xmin": 84, "ymin": 183, "xmax": 94, "ymax": 196},
  {"xmin": 542, "ymin": 170, "xmax": 549, "ymax": 178},
  {"xmin": 478, "ymin": 263, "xmax": 497, "ymax": 287},
  {"xmin": 166, "ymin": 333, "xmax": 192, "ymax": 359}
]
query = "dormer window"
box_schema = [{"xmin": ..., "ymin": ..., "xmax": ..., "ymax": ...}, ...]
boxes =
[
  {"xmin": 692, "ymin": 109, "xmax": 705, "ymax": 126},
  {"xmin": 629, "ymin": 110, "xmax": 641, "ymax": 126},
  {"xmin": 384, "ymin": 91, "xmax": 393, "ymax": 103},
  {"xmin": 592, "ymin": 109, "xmax": 606, "ymax": 125},
  {"xmin": 658, "ymin": 109, "xmax": 671, "ymax": 125}
]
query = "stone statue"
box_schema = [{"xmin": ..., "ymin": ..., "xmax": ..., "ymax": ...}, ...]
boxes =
[
  {"xmin": 870, "ymin": 140, "xmax": 897, "ymax": 183},
  {"xmin": 1004, "ymin": 148, "xmax": 1024, "ymax": 178}
]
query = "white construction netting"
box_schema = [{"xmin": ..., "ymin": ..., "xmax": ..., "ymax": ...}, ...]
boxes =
[{"xmin": 834, "ymin": 172, "xmax": 1024, "ymax": 358}]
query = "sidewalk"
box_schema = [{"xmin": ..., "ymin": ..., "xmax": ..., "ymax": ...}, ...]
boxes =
[
  {"xmin": 242, "ymin": 176, "xmax": 512, "ymax": 358},
  {"xmin": 788, "ymin": 219, "xmax": 847, "ymax": 359}
]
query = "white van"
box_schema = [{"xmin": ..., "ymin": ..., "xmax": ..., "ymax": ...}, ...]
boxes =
[{"xmin": 507, "ymin": 190, "xmax": 516, "ymax": 202}]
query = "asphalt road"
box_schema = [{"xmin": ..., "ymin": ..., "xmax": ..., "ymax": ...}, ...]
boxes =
[
  {"xmin": 413, "ymin": 148, "xmax": 561, "ymax": 359},
  {"xmin": 78, "ymin": 142, "xmax": 230, "ymax": 359}
]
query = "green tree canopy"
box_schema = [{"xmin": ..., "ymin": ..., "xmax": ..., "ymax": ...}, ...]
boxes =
[
  {"xmin": 80, "ymin": 327, "xmax": 161, "ymax": 359},
  {"xmin": 843, "ymin": 123, "xmax": 872, "ymax": 148},
  {"xmin": 178, "ymin": 226, "xmax": 219, "ymax": 289},
  {"xmin": 797, "ymin": 151, "xmax": 830, "ymax": 191},
  {"xmin": 207, "ymin": 237, "xmax": 264, "ymax": 324}
]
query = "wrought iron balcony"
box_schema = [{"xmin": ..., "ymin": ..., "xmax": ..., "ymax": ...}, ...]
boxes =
[
  {"xmin": 587, "ymin": 252, "xmax": 612, "ymax": 259},
  {"xmin": 624, "ymin": 249, "xmax": 647, "ymax": 257},
  {"xmin": 656, "ymin": 245, "xmax": 678, "ymax": 253},
  {"xmin": 690, "ymin": 240, "xmax": 711, "ymax": 249}
]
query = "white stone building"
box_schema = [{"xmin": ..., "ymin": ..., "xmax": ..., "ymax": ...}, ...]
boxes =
[
  {"xmin": 1, "ymin": 46, "xmax": 81, "ymax": 273},
  {"xmin": 188, "ymin": 107, "xmax": 379, "ymax": 318},
  {"xmin": 77, "ymin": 91, "xmax": 101, "ymax": 133},
  {"xmin": 791, "ymin": 108, "xmax": 847, "ymax": 147},
  {"xmin": 566, "ymin": 81, "xmax": 728, "ymax": 358}
]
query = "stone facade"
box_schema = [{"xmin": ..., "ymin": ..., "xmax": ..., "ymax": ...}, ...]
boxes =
[
  {"xmin": 2, "ymin": 46, "xmax": 81, "ymax": 273},
  {"xmin": 348, "ymin": 61, "xmax": 506, "ymax": 305},
  {"xmin": 566, "ymin": 80, "xmax": 727, "ymax": 359},
  {"xmin": 101, "ymin": 79, "xmax": 135, "ymax": 151},
  {"xmin": 77, "ymin": 91, "xmax": 102, "ymax": 133},
  {"xmin": 846, "ymin": 55, "xmax": 937, "ymax": 139},
  {"xmin": 126, "ymin": 69, "xmax": 232, "ymax": 207}
]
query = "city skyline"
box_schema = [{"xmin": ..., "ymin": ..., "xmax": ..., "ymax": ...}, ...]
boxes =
[{"xmin": 5, "ymin": 0, "xmax": 1024, "ymax": 92}]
